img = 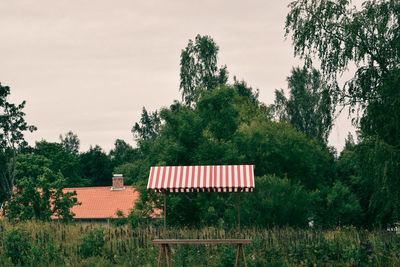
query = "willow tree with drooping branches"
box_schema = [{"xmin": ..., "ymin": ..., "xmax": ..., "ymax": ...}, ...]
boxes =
[{"xmin": 285, "ymin": 0, "xmax": 400, "ymax": 226}]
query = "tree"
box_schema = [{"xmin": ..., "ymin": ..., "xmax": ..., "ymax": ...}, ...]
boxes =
[
  {"xmin": 80, "ymin": 145, "xmax": 113, "ymax": 186},
  {"xmin": 134, "ymin": 86, "xmax": 333, "ymax": 226},
  {"xmin": 286, "ymin": 0, "xmax": 400, "ymax": 226},
  {"xmin": 313, "ymin": 182, "xmax": 363, "ymax": 227},
  {"xmin": 59, "ymin": 131, "xmax": 80, "ymax": 155},
  {"xmin": 5, "ymin": 168, "xmax": 79, "ymax": 222},
  {"xmin": 241, "ymin": 175, "xmax": 313, "ymax": 227},
  {"xmin": 15, "ymin": 154, "xmax": 52, "ymax": 184},
  {"xmin": 132, "ymin": 107, "xmax": 161, "ymax": 141},
  {"xmin": 0, "ymin": 83, "xmax": 36, "ymax": 204},
  {"xmin": 285, "ymin": 0, "xmax": 400, "ymax": 145},
  {"xmin": 109, "ymin": 139, "xmax": 139, "ymax": 168},
  {"xmin": 235, "ymin": 116, "xmax": 332, "ymax": 189},
  {"xmin": 35, "ymin": 141, "xmax": 83, "ymax": 186},
  {"xmin": 273, "ymin": 67, "xmax": 335, "ymax": 144},
  {"xmin": 233, "ymin": 77, "xmax": 259, "ymax": 104},
  {"xmin": 197, "ymin": 86, "xmax": 239, "ymax": 141},
  {"xmin": 180, "ymin": 34, "xmax": 228, "ymax": 105},
  {"xmin": 114, "ymin": 161, "xmax": 148, "ymax": 186}
]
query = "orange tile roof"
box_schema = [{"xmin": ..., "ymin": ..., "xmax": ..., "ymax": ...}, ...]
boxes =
[{"xmin": 61, "ymin": 186, "xmax": 140, "ymax": 219}]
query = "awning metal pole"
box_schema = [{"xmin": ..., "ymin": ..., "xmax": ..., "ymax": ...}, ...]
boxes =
[
  {"xmin": 238, "ymin": 194, "xmax": 241, "ymax": 236},
  {"xmin": 164, "ymin": 192, "xmax": 166, "ymax": 238}
]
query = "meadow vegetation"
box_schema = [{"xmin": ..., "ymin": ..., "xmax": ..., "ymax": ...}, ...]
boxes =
[{"xmin": 0, "ymin": 220, "xmax": 399, "ymax": 266}]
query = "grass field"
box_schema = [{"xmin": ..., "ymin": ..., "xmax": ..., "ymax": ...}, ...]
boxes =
[{"xmin": 0, "ymin": 219, "xmax": 399, "ymax": 266}]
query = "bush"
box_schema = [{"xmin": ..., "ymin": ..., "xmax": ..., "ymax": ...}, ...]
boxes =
[
  {"xmin": 128, "ymin": 210, "xmax": 142, "ymax": 228},
  {"xmin": 4, "ymin": 227, "xmax": 32, "ymax": 265},
  {"xmin": 241, "ymin": 175, "xmax": 313, "ymax": 227},
  {"xmin": 79, "ymin": 228, "xmax": 105, "ymax": 258},
  {"xmin": 110, "ymin": 210, "xmax": 128, "ymax": 226}
]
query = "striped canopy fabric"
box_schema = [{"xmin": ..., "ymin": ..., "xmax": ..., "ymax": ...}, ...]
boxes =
[{"xmin": 147, "ymin": 165, "xmax": 254, "ymax": 193}]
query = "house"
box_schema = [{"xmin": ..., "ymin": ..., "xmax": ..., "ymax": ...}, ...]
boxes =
[
  {"xmin": 1, "ymin": 174, "xmax": 161, "ymax": 221},
  {"xmin": 60, "ymin": 174, "xmax": 140, "ymax": 220}
]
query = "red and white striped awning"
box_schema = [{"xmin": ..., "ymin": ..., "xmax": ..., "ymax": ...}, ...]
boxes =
[{"xmin": 147, "ymin": 165, "xmax": 254, "ymax": 193}]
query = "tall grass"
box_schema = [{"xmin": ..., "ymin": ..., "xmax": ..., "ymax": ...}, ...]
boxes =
[{"xmin": 0, "ymin": 219, "xmax": 399, "ymax": 266}]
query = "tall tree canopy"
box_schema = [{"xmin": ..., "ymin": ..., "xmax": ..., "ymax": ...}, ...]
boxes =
[
  {"xmin": 132, "ymin": 107, "xmax": 161, "ymax": 141},
  {"xmin": 134, "ymin": 85, "xmax": 332, "ymax": 226},
  {"xmin": 5, "ymin": 168, "xmax": 79, "ymax": 222},
  {"xmin": 80, "ymin": 145, "xmax": 113, "ymax": 186},
  {"xmin": 286, "ymin": 0, "xmax": 400, "ymax": 225},
  {"xmin": 180, "ymin": 34, "xmax": 228, "ymax": 105},
  {"xmin": 285, "ymin": 0, "xmax": 400, "ymax": 144},
  {"xmin": 0, "ymin": 83, "xmax": 36, "ymax": 203},
  {"xmin": 273, "ymin": 67, "xmax": 335, "ymax": 144},
  {"xmin": 35, "ymin": 141, "xmax": 83, "ymax": 187},
  {"xmin": 109, "ymin": 139, "xmax": 139, "ymax": 168},
  {"xmin": 59, "ymin": 131, "xmax": 80, "ymax": 155}
]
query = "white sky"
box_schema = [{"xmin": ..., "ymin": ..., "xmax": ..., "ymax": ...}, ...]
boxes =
[{"xmin": 0, "ymin": 0, "xmax": 357, "ymax": 153}]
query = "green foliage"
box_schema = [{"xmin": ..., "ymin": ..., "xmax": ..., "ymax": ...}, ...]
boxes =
[
  {"xmin": 198, "ymin": 86, "xmax": 239, "ymax": 141},
  {"xmin": 109, "ymin": 139, "xmax": 139, "ymax": 168},
  {"xmin": 336, "ymin": 133, "xmax": 358, "ymax": 186},
  {"xmin": 80, "ymin": 145, "xmax": 113, "ymax": 186},
  {"xmin": 5, "ymin": 169, "xmax": 79, "ymax": 222},
  {"xmin": 127, "ymin": 209, "xmax": 142, "ymax": 228},
  {"xmin": 59, "ymin": 130, "xmax": 80, "ymax": 155},
  {"xmin": 242, "ymin": 175, "xmax": 312, "ymax": 227},
  {"xmin": 180, "ymin": 34, "xmax": 228, "ymax": 105},
  {"xmin": 355, "ymin": 137, "xmax": 400, "ymax": 226},
  {"xmin": 233, "ymin": 77, "xmax": 259, "ymax": 104},
  {"xmin": 285, "ymin": 0, "xmax": 400, "ymax": 91},
  {"xmin": 35, "ymin": 141, "xmax": 84, "ymax": 186},
  {"xmin": 15, "ymin": 153, "xmax": 52, "ymax": 183},
  {"xmin": 109, "ymin": 209, "xmax": 128, "ymax": 226},
  {"xmin": 236, "ymin": 118, "xmax": 332, "ymax": 189},
  {"xmin": 286, "ymin": 0, "xmax": 400, "ymax": 227},
  {"xmin": 79, "ymin": 228, "xmax": 106, "ymax": 258},
  {"xmin": 0, "ymin": 82, "xmax": 36, "ymax": 204},
  {"xmin": 313, "ymin": 182, "xmax": 363, "ymax": 228},
  {"xmin": 273, "ymin": 67, "xmax": 336, "ymax": 144},
  {"xmin": 52, "ymin": 176, "xmax": 80, "ymax": 222},
  {"xmin": 4, "ymin": 226, "xmax": 32, "ymax": 265},
  {"xmin": 1, "ymin": 221, "xmax": 399, "ymax": 266},
  {"xmin": 359, "ymin": 68, "xmax": 400, "ymax": 146},
  {"xmin": 132, "ymin": 107, "xmax": 161, "ymax": 141},
  {"xmin": 132, "ymin": 85, "xmax": 333, "ymax": 227}
]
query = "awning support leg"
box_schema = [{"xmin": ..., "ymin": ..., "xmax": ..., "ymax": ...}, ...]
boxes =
[{"xmin": 164, "ymin": 192, "xmax": 166, "ymax": 238}]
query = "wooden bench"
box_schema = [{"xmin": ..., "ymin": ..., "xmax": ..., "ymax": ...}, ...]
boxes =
[{"xmin": 153, "ymin": 239, "xmax": 252, "ymax": 267}]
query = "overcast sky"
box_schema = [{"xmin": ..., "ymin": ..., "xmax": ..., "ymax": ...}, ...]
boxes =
[{"xmin": 1, "ymin": 0, "xmax": 357, "ymax": 153}]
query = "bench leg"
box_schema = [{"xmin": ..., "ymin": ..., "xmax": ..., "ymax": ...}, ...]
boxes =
[
  {"xmin": 157, "ymin": 245, "xmax": 163, "ymax": 267},
  {"xmin": 165, "ymin": 244, "xmax": 171, "ymax": 267},
  {"xmin": 234, "ymin": 244, "xmax": 240, "ymax": 267},
  {"xmin": 163, "ymin": 245, "xmax": 166, "ymax": 267},
  {"xmin": 234, "ymin": 244, "xmax": 248, "ymax": 267},
  {"xmin": 241, "ymin": 244, "xmax": 247, "ymax": 267}
]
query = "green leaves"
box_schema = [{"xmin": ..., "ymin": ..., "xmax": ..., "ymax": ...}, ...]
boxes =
[
  {"xmin": 132, "ymin": 107, "xmax": 161, "ymax": 141},
  {"xmin": 198, "ymin": 86, "xmax": 239, "ymax": 141},
  {"xmin": 80, "ymin": 145, "xmax": 113, "ymax": 186},
  {"xmin": 131, "ymin": 84, "xmax": 333, "ymax": 227},
  {"xmin": 179, "ymin": 35, "xmax": 229, "ymax": 105},
  {"xmin": 79, "ymin": 228, "xmax": 105, "ymax": 258},
  {"xmin": 272, "ymin": 67, "xmax": 336, "ymax": 145},
  {"xmin": 0, "ymin": 82, "xmax": 36, "ymax": 203},
  {"xmin": 286, "ymin": 0, "xmax": 400, "ymax": 227},
  {"xmin": 241, "ymin": 175, "xmax": 313, "ymax": 227},
  {"xmin": 5, "ymin": 169, "xmax": 79, "ymax": 222}
]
